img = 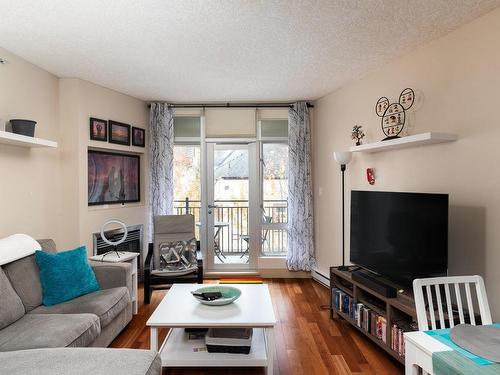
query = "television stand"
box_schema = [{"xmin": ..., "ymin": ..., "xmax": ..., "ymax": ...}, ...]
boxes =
[{"xmin": 329, "ymin": 266, "xmax": 418, "ymax": 365}]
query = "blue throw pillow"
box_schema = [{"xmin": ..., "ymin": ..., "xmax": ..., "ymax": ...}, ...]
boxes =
[{"xmin": 35, "ymin": 246, "xmax": 100, "ymax": 306}]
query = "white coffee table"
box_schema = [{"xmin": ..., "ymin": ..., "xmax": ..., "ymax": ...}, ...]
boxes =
[{"xmin": 146, "ymin": 283, "xmax": 276, "ymax": 374}]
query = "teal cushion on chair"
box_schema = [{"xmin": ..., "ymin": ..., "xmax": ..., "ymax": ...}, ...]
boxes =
[{"xmin": 35, "ymin": 246, "xmax": 100, "ymax": 306}]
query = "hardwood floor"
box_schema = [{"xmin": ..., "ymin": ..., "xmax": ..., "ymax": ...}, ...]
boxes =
[{"xmin": 111, "ymin": 279, "xmax": 404, "ymax": 375}]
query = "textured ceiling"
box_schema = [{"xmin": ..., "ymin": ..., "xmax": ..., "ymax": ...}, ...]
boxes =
[{"xmin": 1, "ymin": 0, "xmax": 499, "ymax": 102}]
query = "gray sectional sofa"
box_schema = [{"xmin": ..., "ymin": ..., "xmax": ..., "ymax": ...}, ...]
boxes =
[
  {"xmin": 0, "ymin": 238, "xmax": 161, "ymax": 375},
  {"xmin": 0, "ymin": 239, "xmax": 132, "ymax": 350},
  {"xmin": 0, "ymin": 348, "xmax": 161, "ymax": 375}
]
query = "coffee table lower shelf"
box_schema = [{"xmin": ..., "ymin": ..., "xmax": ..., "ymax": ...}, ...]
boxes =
[{"xmin": 159, "ymin": 328, "xmax": 268, "ymax": 367}]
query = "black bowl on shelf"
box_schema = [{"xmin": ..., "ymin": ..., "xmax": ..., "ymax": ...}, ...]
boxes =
[{"xmin": 10, "ymin": 119, "xmax": 37, "ymax": 137}]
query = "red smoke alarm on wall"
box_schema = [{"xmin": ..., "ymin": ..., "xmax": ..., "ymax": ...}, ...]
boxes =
[{"xmin": 367, "ymin": 168, "xmax": 375, "ymax": 185}]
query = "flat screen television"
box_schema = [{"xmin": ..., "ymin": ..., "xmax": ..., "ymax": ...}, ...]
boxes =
[
  {"xmin": 350, "ymin": 190, "xmax": 448, "ymax": 287},
  {"xmin": 88, "ymin": 150, "xmax": 140, "ymax": 205}
]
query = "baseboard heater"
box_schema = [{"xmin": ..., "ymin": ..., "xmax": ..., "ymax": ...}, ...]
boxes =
[{"xmin": 311, "ymin": 268, "xmax": 330, "ymax": 287}]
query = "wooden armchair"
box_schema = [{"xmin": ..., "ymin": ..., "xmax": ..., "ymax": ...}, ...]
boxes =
[{"xmin": 144, "ymin": 214, "xmax": 203, "ymax": 304}]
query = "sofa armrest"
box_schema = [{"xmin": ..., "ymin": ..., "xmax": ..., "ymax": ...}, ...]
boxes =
[{"xmin": 90, "ymin": 261, "xmax": 132, "ymax": 297}]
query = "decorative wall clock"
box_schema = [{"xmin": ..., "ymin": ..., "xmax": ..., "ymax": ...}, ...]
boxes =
[{"xmin": 375, "ymin": 88, "xmax": 415, "ymax": 140}]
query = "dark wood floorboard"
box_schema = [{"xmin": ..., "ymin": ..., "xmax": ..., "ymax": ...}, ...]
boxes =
[{"xmin": 110, "ymin": 279, "xmax": 404, "ymax": 375}]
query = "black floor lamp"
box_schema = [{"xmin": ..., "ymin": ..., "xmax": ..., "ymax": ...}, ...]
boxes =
[{"xmin": 334, "ymin": 151, "xmax": 352, "ymax": 271}]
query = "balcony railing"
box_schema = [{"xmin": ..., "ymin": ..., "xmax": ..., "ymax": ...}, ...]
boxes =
[{"xmin": 174, "ymin": 199, "xmax": 287, "ymax": 256}]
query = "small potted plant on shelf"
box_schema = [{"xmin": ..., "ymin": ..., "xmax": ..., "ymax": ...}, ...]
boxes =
[
  {"xmin": 351, "ymin": 125, "xmax": 365, "ymax": 146},
  {"xmin": 10, "ymin": 119, "xmax": 37, "ymax": 137}
]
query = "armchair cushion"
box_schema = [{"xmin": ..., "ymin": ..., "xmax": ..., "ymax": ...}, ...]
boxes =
[
  {"xmin": 156, "ymin": 237, "xmax": 197, "ymax": 274},
  {"xmin": 153, "ymin": 215, "xmax": 195, "ymax": 270},
  {"xmin": 35, "ymin": 246, "xmax": 100, "ymax": 306},
  {"xmin": 144, "ymin": 240, "xmax": 203, "ymax": 304},
  {"xmin": 151, "ymin": 265, "xmax": 197, "ymax": 277}
]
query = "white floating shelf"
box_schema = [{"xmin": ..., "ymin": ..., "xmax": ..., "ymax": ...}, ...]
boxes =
[
  {"xmin": 349, "ymin": 132, "xmax": 457, "ymax": 153},
  {"xmin": 0, "ymin": 130, "xmax": 58, "ymax": 148}
]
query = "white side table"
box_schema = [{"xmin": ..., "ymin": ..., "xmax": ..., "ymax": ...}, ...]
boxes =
[{"xmin": 89, "ymin": 251, "xmax": 140, "ymax": 314}]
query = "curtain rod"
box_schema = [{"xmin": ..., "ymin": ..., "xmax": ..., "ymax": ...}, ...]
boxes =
[{"xmin": 147, "ymin": 102, "xmax": 314, "ymax": 109}]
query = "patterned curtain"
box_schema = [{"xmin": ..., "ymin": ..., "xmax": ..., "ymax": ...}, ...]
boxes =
[
  {"xmin": 287, "ymin": 102, "xmax": 315, "ymax": 271},
  {"xmin": 148, "ymin": 103, "xmax": 175, "ymax": 240}
]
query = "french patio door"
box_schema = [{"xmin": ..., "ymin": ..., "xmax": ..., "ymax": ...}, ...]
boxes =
[{"xmin": 205, "ymin": 141, "xmax": 259, "ymax": 271}]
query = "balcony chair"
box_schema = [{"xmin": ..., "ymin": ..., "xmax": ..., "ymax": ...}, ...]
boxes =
[
  {"xmin": 144, "ymin": 214, "xmax": 203, "ymax": 304},
  {"xmin": 239, "ymin": 214, "xmax": 272, "ymax": 262}
]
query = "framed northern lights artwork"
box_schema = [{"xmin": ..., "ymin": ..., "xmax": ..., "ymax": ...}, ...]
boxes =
[{"xmin": 88, "ymin": 150, "xmax": 140, "ymax": 205}]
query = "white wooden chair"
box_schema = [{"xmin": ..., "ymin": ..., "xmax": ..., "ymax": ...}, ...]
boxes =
[
  {"xmin": 407, "ymin": 275, "xmax": 492, "ymax": 375},
  {"xmin": 413, "ymin": 275, "xmax": 492, "ymax": 331}
]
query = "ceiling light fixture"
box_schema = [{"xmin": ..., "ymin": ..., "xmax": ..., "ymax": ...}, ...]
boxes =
[{"xmin": 0, "ymin": 58, "xmax": 7, "ymax": 64}]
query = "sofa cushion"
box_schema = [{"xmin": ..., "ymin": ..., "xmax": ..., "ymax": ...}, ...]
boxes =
[
  {"xmin": 37, "ymin": 239, "xmax": 57, "ymax": 252},
  {"xmin": 0, "ymin": 348, "xmax": 162, "ymax": 375},
  {"xmin": 30, "ymin": 287, "xmax": 130, "ymax": 328},
  {"xmin": 0, "ymin": 313, "xmax": 100, "ymax": 351},
  {"xmin": 4, "ymin": 254, "xmax": 43, "ymax": 312},
  {"xmin": 35, "ymin": 246, "xmax": 100, "ymax": 306},
  {"xmin": 0, "ymin": 268, "xmax": 25, "ymax": 330},
  {"xmin": 3, "ymin": 241, "xmax": 57, "ymax": 312}
]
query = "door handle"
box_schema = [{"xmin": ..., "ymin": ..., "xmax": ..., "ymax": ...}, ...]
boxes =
[{"xmin": 208, "ymin": 204, "xmax": 218, "ymax": 209}]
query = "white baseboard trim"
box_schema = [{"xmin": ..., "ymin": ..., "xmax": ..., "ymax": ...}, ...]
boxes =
[
  {"xmin": 204, "ymin": 270, "xmax": 311, "ymax": 279},
  {"xmin": 204, "ymin": 271, "xmax": 260, "ymax": 278},
  {"xmin": 311, "ymin": 268, "xmax": 329, "ymax": 287}
]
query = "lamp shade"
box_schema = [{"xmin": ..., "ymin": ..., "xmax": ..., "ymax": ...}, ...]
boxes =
[{"xmin": 333, "ymin": 151, "xmax": 352, "ymax": 165}]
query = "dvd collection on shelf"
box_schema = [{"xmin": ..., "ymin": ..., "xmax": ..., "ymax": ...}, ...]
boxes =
[{"xmin": 332, "ymin": 287, "xmax": 411, "ymax": 357}]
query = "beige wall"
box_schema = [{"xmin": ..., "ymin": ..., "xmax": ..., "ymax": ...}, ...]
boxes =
[
  {"xmin": 58, "ymin": 79, "xmax": 81, "ymax": 248},
  {"xmin": 0, "ymin": 47, "xmax": 62, "ymax": 243},
  {"xmin": 313, "ymin": 7, "xmax": 500, "ymax": 319},
  {"xmin": 59, "ymin": 78, "xmax": 149, "ymax": 254},
  {"xmin": 74, "ymin": 79, "xmax": 149, "ymax": 255},
  {"xmin": 0, "ymin": 48, "xmax": 149, "ymax": 258}
]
